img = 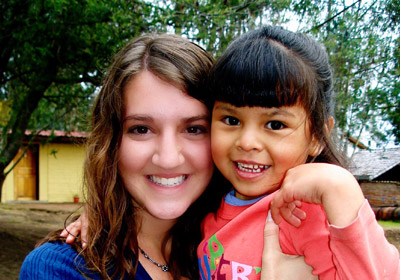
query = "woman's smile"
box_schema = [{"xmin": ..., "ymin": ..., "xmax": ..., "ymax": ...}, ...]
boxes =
[
  {"xmin": 148, "ymin": 174, "xmax": 188, "ymax": 188},
  {"xmin": 118, "ymin": 71, "xmax": 214, "ymax": 220}
]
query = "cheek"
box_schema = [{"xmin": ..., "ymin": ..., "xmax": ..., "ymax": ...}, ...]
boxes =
[
  {"xmin": 272, "ymin": 139, "xmax": 310, "ymax": 168},
  {"xmin": 185, "ymin": 138, "xmax": 214, "ymax": 174},
  {"xmin": 118, "ymin": 138, "xmax": 153, "ymax": 175},
  {"xmin": 211, "ymin": 129, "xmax": 230, "ymax": 167}
]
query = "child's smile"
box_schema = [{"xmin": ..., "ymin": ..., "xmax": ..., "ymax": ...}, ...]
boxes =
[
  {"xmin": 211, "ymin": 101, "xmax": 321, "ymax": 200},
  {"xmin": 235, "ymin": 161, "xmax": 270, "ymax": 179}
]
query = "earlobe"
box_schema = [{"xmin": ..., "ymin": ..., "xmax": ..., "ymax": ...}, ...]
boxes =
[{"xmin": 309, "ymin": 138, "xmax": 323, "ymax": 157}]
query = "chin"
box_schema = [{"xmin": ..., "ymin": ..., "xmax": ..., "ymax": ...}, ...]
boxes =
[{"xmin": 151, "ymin": 203, "xmax": 192, "ymax": 221}]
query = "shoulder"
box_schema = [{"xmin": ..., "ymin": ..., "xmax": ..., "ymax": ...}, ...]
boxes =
[{"xmin": 20, "ymin": 241, "xmax": 89, "ymax": 280}]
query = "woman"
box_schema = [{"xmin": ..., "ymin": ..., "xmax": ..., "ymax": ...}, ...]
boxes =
[
  {"xmin": 21, "ymin": 33, "xmax": 215, "ymax": 280},
  {"xmin": 20, "ymin": 33, "xmax": 314, "ymax": 280}
]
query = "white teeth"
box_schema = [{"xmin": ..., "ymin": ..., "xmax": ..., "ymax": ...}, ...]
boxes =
[
  {"xmin": 149, "ymin": 175, "xmax": 186, "ymax": 187},
  {"xmin": 237, "ymin": 162, "xmax": 266, "ymax": 173}
]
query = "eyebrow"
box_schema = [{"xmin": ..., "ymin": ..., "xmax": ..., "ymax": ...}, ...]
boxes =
[
  {"xmin": 123, "ymin": 114, "xmax": 209, "ymax": 123},
  {"xmin": 214, "ymin": 103, "xmax": 297, "ymax": 118},
  {"xmin": 266, "ymin": 108, "xmax": 297, "ymax": 118},
  {"xmin": 123, "ymin": 115, "xmax": 152, "ymax": 123},
  {"xmin": 184, "ymin": 115, "xmax": 210, "ymax": 123}
]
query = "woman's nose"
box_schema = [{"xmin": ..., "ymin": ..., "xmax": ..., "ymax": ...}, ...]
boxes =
[
  {"xmin": 152, "ymin": 132, "xmax": 184, "ymax": 169},
  {"xmin": 236, "ymin": 127, "xmax": 263, "ymax": 152}
]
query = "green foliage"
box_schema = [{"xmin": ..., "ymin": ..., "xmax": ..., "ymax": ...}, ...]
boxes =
[
  {"xmin": 0, "ymin": 0, "xmax": 152, "ymax": 194},
  {"xmin": 287, "ymin": 0, "xmax": 400, "ymax": 152},
  {"xmin": 0, "ymin": 0, "xmax": 399, "ymax": 198},
  {"xmin": 0, "ymin": 0, "xmax": 296, "ymax": 197}
]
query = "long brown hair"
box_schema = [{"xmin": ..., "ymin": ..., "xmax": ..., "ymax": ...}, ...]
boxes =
[
  {"xmin": 84, "ymin": 33, "xmax": 215, "ymax": 279},
  {"xmin": 41, "ymin": 33, "xmax": 216, "ymax": 279}
]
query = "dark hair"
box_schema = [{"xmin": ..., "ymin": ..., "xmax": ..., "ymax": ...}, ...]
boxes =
[{"xmin": 209, "ymin": 25, "xmax": 344, "ymax": 165}]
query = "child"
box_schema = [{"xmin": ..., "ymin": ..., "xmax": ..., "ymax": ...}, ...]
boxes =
[
  {"xmin": 197, "ymin": 25, "xmax": 399, "ymax": 279},
  {"xmin": 63, "ymin": 26, "xmax": 399, "ymax": 280}
]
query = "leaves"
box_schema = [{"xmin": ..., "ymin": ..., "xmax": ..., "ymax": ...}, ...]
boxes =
[{"xmin": 0, "ymin": 0, "xmax": 399, "ymax": 198}]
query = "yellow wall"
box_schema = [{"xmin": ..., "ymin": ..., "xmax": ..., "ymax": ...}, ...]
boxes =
[
  {"xmin": 1, "ymin": 143, "xmax": 85, "ymax": 203},
  {"xmin": 39, "ymin": 143, "xmax": 85, "ymax": 202},
  {"xmin": 2, "ymin": 161, "xmax": 15, "ymax": 202}
]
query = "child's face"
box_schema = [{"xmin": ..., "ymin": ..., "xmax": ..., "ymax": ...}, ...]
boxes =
[{"xmin": 211, "ymin": 101, "xmax": 320, "ymax": 200}]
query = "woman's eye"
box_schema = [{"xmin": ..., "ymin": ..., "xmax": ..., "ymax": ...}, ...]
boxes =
[
  {"xmin": 128, "ymin": 126, "xmax": 149, "ymax": 134},
  {"xmin": 186, "ymin": 126, "xmax": 207, "ymax": 135},
  {"xmin": 222, "ymin": 116, "xmax": 240, "ymax": 126},
  {"xmin": 266, "ymin": 121, "xmax": 285, "ymax": 130}
]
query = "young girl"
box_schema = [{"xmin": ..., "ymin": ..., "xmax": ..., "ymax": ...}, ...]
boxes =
[
  {"xmin": 197, "ymin": 25, "xmax": 399, "ymax": 279},
  {"xmin": 62, "ymin": 27, "xmax": 399, "ymax": 279}
]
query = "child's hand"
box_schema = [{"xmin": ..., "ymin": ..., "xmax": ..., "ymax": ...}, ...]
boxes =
[
  {"xmin": 270, "ymin": 163, "xmax": 365, "ymax": 227},
  {"xmin": 60, "ymin": 211, "xmax": 88, "ymax": 249}
]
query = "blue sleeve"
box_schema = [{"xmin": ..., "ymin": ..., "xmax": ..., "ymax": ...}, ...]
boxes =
[{"xmin": 19, "ymin": 242, "xmax": 91, "ymax": 280}]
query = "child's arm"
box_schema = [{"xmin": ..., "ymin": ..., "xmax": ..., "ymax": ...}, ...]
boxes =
[
  {"xmin": 270, "ymin": 163, "xmax": 400, "ymax": 279},
  {"xmin": 270, "ymin": 163, "xmax": 364, "ymax": 227}
]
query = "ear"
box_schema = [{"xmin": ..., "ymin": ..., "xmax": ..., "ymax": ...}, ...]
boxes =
[
  {"xmin": 326, "ymin": 116, "xmax": 334, "ymax": 136},
  {"xmin": 309, "ymin": 136, "xmax": 323, "ymax": 157},
  {"xmin": 308, "ymin": 117, "xmax": 335, "ymax": 157}
]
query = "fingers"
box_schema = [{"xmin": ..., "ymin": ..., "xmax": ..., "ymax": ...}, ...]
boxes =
[
  {"xmin": 271, "ymin": 196, "xmax": 307, "ymax": 227},
  {"xmin": 60, "ymin": 216, "xmax": 87, "ymax": 248},
  {"xmin": 61, "ymin": 219, "xmax": 82, "ymax": 244}
]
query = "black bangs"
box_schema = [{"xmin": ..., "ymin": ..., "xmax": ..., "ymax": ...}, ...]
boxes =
[{"xmin": 209, "ymin": 33, "xmax": 314, "ymax": 109}]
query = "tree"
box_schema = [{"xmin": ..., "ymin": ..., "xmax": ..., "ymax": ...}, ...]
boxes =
[
  {"xmin": 0, "ymin": 0, "xmax": 155, "ymax": 200},
  {"xmin": 289, "ymin": 0, "xmax": 400, "ymax": 154},
  {"xmin": 2, "ymin": 0, "xmax": 398, "ymax": 201},
  {"xmin": 0, "ymin": 0, "xmax": 293, "ymax": 200}
]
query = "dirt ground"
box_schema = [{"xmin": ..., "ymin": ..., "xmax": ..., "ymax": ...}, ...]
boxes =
[
  {"xmin": 0, "ymin": 203, "xmax": 83, "ymax": 280},
  {"xmin": 1, "ymin": 203, "xmax": 400, "ymax": 280}
]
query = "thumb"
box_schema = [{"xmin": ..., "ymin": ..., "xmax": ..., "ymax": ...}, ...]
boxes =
[
  {"xmin": 264, "ymin": 210, "xmax": 282, "ymax": 253},
  {"xmin": 263, "ymin": 211, "xmax": 283, "ymax": 255},
  {"xmin": 262, "ymin": 211, "xmax": 282, "ymax": 280}
]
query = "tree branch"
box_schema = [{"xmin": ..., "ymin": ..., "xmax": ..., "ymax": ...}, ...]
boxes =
[{"xmin": 310, "ymin": 0, "xmax": 362, "ymax": 31}]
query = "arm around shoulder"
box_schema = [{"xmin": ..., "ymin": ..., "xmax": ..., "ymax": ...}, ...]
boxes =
[{"xmin": 20, "ymin": 242, "xmax": 88, "ymax": 280}]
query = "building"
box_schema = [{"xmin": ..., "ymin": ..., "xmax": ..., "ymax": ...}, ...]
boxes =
[
  {"xmin": 349, "ymin": 148, "xmax": 400, "ymax": 207},
  {"xmin": 1, "ymin": 131, "xmax": 87, "ymax": 203}
]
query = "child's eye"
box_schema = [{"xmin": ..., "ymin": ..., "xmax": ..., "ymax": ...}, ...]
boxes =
[
  {"xmin": 128, "ymin": 125, "xmax": 150, "ymax": 134},
  {"xmin": 186, "ymin": 126, "xmax": 207, "ymax": 135},
  {"xmin": 222, "ymin": 116, "xmax": 240, "ymax": 126},
  {"xmin": 266, "ymin": 121, "xmax": 285, "ymax": 130}
]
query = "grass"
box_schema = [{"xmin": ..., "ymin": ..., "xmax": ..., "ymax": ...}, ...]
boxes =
[{"xmin": 378, "ymin": 220, "xmax": 400, "ymax": 228}]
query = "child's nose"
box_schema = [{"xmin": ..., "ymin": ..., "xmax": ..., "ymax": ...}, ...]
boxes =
[{"xmin": 236, "ymin": 128, "xmax": 263, "ymax": 152}]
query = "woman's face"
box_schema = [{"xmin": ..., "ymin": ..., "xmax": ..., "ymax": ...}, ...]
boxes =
[{"xmin": 118, "ymin": 71, "xmax": 213, "ymax": 221}]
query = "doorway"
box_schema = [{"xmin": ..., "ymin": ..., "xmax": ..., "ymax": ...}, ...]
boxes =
[{"xmin": 13, "ymin": 146, "xmax": 38, "ymax": 201}]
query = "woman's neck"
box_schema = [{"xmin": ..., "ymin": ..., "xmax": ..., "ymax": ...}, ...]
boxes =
[
  {"xmin": 137, "ymin": 209, "xmax": 176, "ymax": 249},
  {"xmin": 135, "ymin": 209, "xmax": 177, "ymax": 279}
]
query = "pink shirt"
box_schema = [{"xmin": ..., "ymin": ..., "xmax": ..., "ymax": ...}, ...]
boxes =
[{"xmin": 197, "ymin": 191, "xmax": 399, "ymax": 279}]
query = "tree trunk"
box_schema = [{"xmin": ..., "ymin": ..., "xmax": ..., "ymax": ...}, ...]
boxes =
[{"xmin": 0, "ymin": 170, "xmax": 6, "ymax": 203}]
